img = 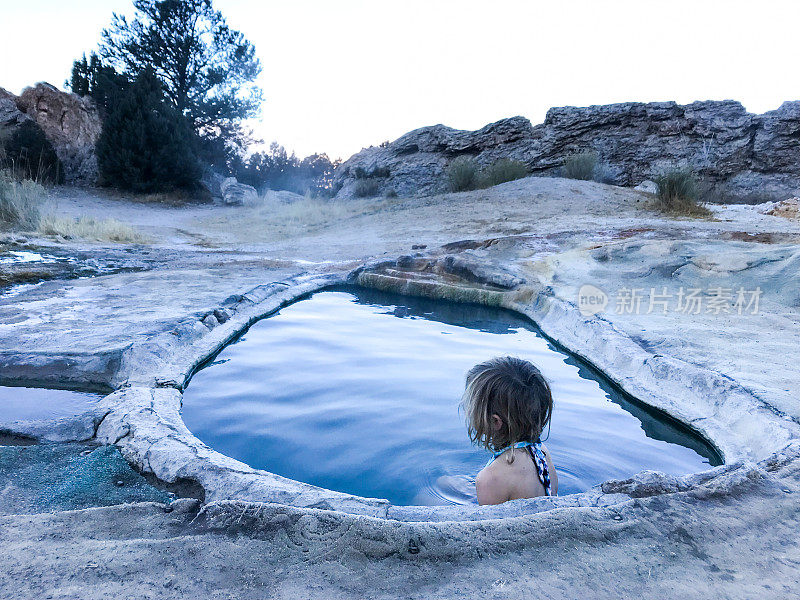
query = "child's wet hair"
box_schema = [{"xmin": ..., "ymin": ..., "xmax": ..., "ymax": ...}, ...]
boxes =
[{"xmin": 462, "ymin": 356, "xmax": 553, "ymax": 455}]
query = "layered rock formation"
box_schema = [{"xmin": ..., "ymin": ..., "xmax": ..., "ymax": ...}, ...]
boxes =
[
  {"xmin": 334, "ymin": 116, "xmax": 536, "ymax": 199},
  {"xmin": 334, "ymin": 100, "xmax": 800, "ymax": 201},
  {"xmin": 16, "ymin": 83, "xmax": 101, "ymax": 184}
]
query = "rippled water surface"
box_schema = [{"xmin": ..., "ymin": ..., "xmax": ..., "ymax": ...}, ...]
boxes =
[{"xmin": 181, "ymin": 287, "xmax": 720, "ymax": 505}]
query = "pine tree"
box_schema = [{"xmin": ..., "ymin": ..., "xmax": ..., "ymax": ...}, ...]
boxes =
[
  {"xmin": 68, "ymin": 53, "xmax": 129, "ymax": 116},
  {"xmin": 69, "ymin": 54, "xmax": 93, "ymax": 97},
  {"xmin": 99, "ymin": 0, "xmax": 262, "ymax": 167},
  {"xmin": 96, "ymin": 69, "xmax": 200, "ymax": 192}
]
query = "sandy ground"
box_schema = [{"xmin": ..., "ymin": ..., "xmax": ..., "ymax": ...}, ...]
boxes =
[{"xmin": 1, "ymin": 176, "xmax": 800, "ymax": 598}]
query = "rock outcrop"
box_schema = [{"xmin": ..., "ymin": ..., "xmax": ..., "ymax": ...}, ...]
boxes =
[
  {"xmin": 15, "ymin": 83, "xmax": 102, "ymax": 185},
  {"xmin": 220, "ymin": 177, "xmax": 258, "ymax": 206},
  {"xmin": 334, "ymin": 116, "xmax": 536, "ymax": 199},
  {"xmin": 0, "ymin": 86, "xmax": 63, "ymax": 182},
  {"xmin": 200, "ymin": 169, "xmax": 226, "ymax": 200},
  {"xmin": 763, "ymin": 197, "xmax": 800, "ymax": 220},
  {"xmin": 334, "ymin": 100, "xmax": 800, "ymax": 201},
  {"xmin": 0, "ymin": 87, "xmax": 29, "ymax": 132}
]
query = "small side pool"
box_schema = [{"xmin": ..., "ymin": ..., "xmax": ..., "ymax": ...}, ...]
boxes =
[
  {"xmin": 0, "ymin": 386, "xmax": 102, "ymax": 423},
  {"xmin": 181, "ymin": 286, "xmax": 720, "ymax": 505}
]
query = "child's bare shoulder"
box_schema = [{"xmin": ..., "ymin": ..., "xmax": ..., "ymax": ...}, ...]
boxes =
[
  {"xmin": 475, "ymin": 462, "xmax": 510, "ymax": 505},
  {"xmin": 476, "ymin": 462, "xmax": 499, "ymax": 483}
]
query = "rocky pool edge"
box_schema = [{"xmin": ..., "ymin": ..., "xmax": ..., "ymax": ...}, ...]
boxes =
[{"xmin": 2, "ymin": 256, "xmax": 799, "ymax": 525}]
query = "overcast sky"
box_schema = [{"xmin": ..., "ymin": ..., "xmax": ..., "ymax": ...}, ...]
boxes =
[{"xmin": 1, "ymin": 0, "xmax": 798, "ymax": 159}]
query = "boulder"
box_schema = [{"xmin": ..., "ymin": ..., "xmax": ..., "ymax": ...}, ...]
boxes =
[
  {"xmin": 263, "ymin": 189, "xmax": 305, "ymax": 204},
  {"xmin": 16, "ymin": 83, "xmax": 101, "ymax": 184},
  {"xmin": 220, "ymin": 177, "xmax": 258, "ymax": 206},
  {"xmin": 333, "ymin": 100, "xmax": 800, "ymax": 202},
  {"xmin": 200, "ymin": 169, "xmax": 226, "ymax": 199},
  {"xmin": 634, "ymin": 180, "xmax": 658, "ymax": 194}
]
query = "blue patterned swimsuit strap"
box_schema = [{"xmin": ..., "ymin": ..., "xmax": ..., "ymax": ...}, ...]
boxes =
[{"xmin": 486, "ymin": 441, "xmax": 551, "ymax": 496}]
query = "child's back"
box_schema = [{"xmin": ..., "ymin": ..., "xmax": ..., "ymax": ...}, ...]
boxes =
[
  {"xmin": 476, "ymin": 443, "xmax": 558, "ymax": 505},
  {"xmin": 462, "ymin": 356, "xmax": 559, "ymax": 505}
]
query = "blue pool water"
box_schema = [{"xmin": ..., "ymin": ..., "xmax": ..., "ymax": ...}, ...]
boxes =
[
  {"xmin": 181, "ymin": 287, "xmax": 720, "ymax": 505},
  {"xmin": 0, "ymin": 386, "xmax": 101, "ymax": 423}
]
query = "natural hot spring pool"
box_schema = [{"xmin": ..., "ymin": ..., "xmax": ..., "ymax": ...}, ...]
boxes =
[{"xmin": 182, "ymin": 286, "xmax": 721, "ymax": 505}]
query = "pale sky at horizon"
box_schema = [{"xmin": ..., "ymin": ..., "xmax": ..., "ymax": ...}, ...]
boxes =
[{"xmin": 1, "ymin": 0, "xmax": 798, "ymax": 160}]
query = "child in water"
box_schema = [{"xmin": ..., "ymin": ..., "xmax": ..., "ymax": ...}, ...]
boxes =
[{"xmin": 463, "ymin": 356, "xmax": 558, "ymax": 505}]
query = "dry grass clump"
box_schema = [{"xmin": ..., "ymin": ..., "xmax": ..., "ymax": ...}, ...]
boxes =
[
  {"xmin": 262, "ymin": 196, "xmax": 355, "ymax": 225},
  {"xmin": 0, "ymin": 171, "xmax": 44, "ymax": 230},
  {"xmin": 197, "ymin": 193, "xmax": 401, "ymax": 242},
  {"xmin": 1, "ymin": 169, "xmax": 146, "ymax": 242},
  {"xmin": 136, "ymin": 189, "xmax": 210, "ymax": 205},
  {"xmin": 653, "ymin": 168, "xmax": 711, "ymax": 217},
  {"xmin": 353, "ymin": 178, "xmax": 381, "ymax": 198},
  {"xmin": 562, "ymin": 152, "xmax": 598, "ymax": 180},
  {"xmin": 448, "ymin": 157, "xmax": 528, "ymax": 192},
  {"xmin": 263, "ymin": 195, "xmax": 397, "ymax": 227},
  {"xmin": 448, "ymin": 156, "xmax": 480, "ymax": 192},
  {"xmin": 37, "ymin": 214, "xmax": 148, "ymax": 243},
  {"xmin": 481, "ymin": 159, "xmax": 529, "ymax": 187}
]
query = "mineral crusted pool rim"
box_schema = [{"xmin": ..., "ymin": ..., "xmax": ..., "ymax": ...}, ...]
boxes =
[
  {"xmin": 177, "ymin": 286, "xmax": 722, "ymax": 505},
  {"xmin": 51, "ymin": 268, "xmax": 797, "ymax": 520}
]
